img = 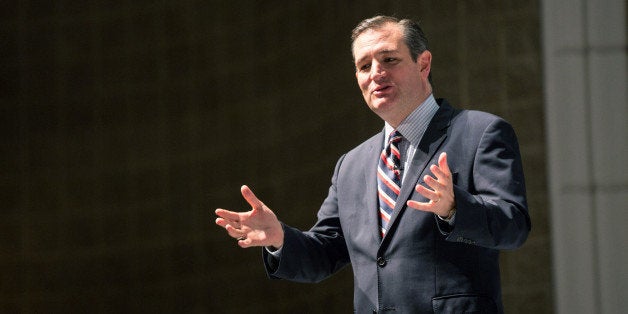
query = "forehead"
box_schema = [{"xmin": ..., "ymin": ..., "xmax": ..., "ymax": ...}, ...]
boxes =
[{"xmin": 352, "ymin": 23, "xmax": 406, "ymax": 62}]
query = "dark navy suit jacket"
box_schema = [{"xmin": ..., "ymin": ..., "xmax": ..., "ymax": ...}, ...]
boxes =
[{"xmin": 264, "ymin": 99, "xmax": 531, "ymax": 313}]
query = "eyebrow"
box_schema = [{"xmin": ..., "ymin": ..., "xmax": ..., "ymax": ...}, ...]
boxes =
[{"xmin": 355, "ymin": 49, "xmax": 400, "ymax": 65}]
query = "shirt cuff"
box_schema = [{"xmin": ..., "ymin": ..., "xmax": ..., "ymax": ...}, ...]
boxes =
[
  {"xmin": 266, "ymin": 246, "xmax": 283, "ymax": 258},
  {"xmin": 437, "ymin": 210, "xmax": 456, "ymax": 225}
]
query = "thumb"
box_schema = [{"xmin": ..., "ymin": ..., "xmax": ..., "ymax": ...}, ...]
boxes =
[{"xmin": 240, "ymin": 185, "xmax": 264, "ymax": 211}]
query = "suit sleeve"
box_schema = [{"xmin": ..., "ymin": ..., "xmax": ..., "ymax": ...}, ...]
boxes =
[
  {"xmin": 446, "ymin": 118, "xmax": 531, "ymax": 250},
  {"xmin": 263, "ymin": 155, "xmax": 351, "ymax": 283}
]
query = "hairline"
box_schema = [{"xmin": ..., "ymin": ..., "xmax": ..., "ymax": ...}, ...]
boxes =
[
  {"xmin": 351, "ymin": 18, "xmax": 419, "ymax": 62},
  {"xmin": 351, "ymin": 16, "xmax": 432, "ymax": 83}
]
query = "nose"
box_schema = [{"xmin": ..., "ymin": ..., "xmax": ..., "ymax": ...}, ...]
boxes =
[{"xmin": 370, "ymin": 61, "xmax": 386, "ymax": 81}]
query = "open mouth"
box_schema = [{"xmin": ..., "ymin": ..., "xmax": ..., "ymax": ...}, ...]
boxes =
[{"xmin": 373, "ymin": 85, "xmax": 392, "ymax": 95}]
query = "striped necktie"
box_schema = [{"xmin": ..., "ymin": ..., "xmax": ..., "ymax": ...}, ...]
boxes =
[{"xmin": 377, "ymin": 130, "xmax": 403, "ymax": 237}]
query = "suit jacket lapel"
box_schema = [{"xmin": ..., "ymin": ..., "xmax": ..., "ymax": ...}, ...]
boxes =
[{"xmin": 382, "ymin": 101, "xmax": 454, "ymax": 243}]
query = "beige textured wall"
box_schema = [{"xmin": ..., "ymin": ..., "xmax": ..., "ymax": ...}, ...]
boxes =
[{"xmin": 1, "ymin": 1, "xmax": 550, "ymax": 313}]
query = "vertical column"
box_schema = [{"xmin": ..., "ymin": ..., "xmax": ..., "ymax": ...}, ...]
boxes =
[
  {"xmin": 585, "ymin": 1, "xmax": 628, "ymax": 313},
  {"xmin": 542, "ymin": 0, "xmax": 627, "ymax": 313}
]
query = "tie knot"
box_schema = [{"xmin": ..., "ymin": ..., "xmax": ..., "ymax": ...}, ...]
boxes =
[
  {"xmin": 388, "ymin": 130, "xmax": 402, "ymax": 144},
  {"xmin": 384, "ymin": 130, "xmax": 402, "ymax": 173}
]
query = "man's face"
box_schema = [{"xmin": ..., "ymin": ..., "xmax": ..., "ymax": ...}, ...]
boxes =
[{"xmin": 353, "ymin": 23, "xmax": 431, "ymax": 127}]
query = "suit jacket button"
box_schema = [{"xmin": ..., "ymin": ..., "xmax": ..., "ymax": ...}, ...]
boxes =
[{"xmin": 377, "ymin": 256, "xmax": 387, "ymax": 267}]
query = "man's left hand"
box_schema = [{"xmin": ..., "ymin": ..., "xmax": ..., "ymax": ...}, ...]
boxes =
[{"xmin": 407, "ymin": 152, "xmax": 456, "ymax": 218}]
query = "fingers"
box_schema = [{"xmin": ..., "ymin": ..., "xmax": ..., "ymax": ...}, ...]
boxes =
[
  {"xmin": 215, "ymin": 213, "xmax": 244, "ymax": 234},
  {"xmin": 226, "ymin": 223, "xmax": 247, "ymax": 238},
  {"xmin": 215, "ymin": 208, "xmax": 245, "ymax": 235},
  {"xmin": 407, "ymin": 152, "xmax": 454, "ymax": 217},
  {"xmin": 429, "ymin": 152, "xmax": 451, "ymax": 182},
  {"xmin": 215, "ymin": 208, "xmax": 241, "ymax": 222},
  {"xmin": 407, "ymin": 184, "xmax": 446, "ymax": 216},
  {"xmin": 241, "ymin": 185, "xmax": 264, "ymax": 212},
  {"xmin": 407, "ymin": 199, "xmax": 430, "ymax": 211},
  {"xmin": 215, "ymin": 185, "xmax": 282, "ymax": 248},
  {"xmin": 415, "ymin": 182, "xmax": 440, "ymax": 202},
  {"xmin": 421, "ymin": 152, "xmax": 451, "ymax": 193},
  {"xmin": 423, "ymin": 173, "xmax": 444, "ymax": 193},
  {"xmin": 438, "ymin": 152, "xmax": 451, "ymax": 175},
  {"xmin": 237, "ymin": 235, "xmax": 255, "ymax": 248},
  {"xmin": 216, "ymin": 215, "xmax": 251, "ymax": 247}
]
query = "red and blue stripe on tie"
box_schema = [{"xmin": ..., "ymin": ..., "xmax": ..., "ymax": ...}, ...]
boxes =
[{"xmin": 377, "ymin": 131, "xmax": 402, "ymax": 237}]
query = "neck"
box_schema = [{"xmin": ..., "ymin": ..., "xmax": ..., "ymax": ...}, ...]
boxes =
[{"xmin": 386, "ymin": 92, "xmax": 432, "ymax": 128}]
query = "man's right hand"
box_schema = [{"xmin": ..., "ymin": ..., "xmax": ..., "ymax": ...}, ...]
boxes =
[{"xmin": 215, "ymin": 185, "xmax": 284, "ymax": 249}]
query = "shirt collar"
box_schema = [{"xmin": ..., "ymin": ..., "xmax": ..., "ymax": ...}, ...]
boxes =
[{"xmin": 384, "ymin": 94, "xmax": 439, "ymax": 146}]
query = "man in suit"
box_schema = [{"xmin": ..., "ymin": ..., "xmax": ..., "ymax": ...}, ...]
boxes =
[{"xmin": 215, "ymin": 15, "xmax": 531, "ymax": 313}]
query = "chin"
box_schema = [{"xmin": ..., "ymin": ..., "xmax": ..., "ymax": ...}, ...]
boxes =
[{"xmin": 370, "ymin": 100, "xmax": 396, "ymax": 112}]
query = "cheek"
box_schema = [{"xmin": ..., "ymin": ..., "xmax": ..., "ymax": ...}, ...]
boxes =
[
  {"xmin": 357, "ymin": 77, "xmax": 370, "ymax": 93},
  {"xmin": 360, "ymin": 84, "xmax": 369, "ymax": 95}
]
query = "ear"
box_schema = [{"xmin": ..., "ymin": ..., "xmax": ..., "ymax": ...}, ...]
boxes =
[{"xmin": 418, "ymin": 50, "xmax": 432, "ymax": 80}]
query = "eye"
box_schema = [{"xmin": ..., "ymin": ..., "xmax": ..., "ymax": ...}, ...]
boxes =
[
  {"xmin": 384, "ymin": 57, "xmax": 397, "ymax": 63},
  {"xmin": 359, "ymin": 63, "xmax": 371, "ymax": 71}
]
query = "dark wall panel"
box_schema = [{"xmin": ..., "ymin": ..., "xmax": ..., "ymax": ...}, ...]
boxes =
[{"xmin": 1, "ymin": 1, "xmax": 549, "ymax": 313}]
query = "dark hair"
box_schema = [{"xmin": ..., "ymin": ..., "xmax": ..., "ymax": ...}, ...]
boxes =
[{"xmin": 351, "ymin": 15, "xmax": 432, "ymax": 83}]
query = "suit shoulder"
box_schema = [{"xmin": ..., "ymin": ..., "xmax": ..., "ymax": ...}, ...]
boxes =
[
  {"xmin": 453, "ymin": 108, "xmax": 513, "ymax": 130},
  {"xmin": 457, "ymin": 108, "xmax": 503, "ymax": 121},
  {"xmin": 344, "ymin": 132, "xmax": 381, "ymax": 156}
]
